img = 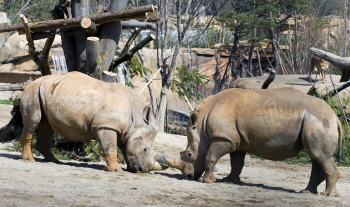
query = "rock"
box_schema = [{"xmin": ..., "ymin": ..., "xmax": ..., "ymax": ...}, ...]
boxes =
[
  {"xmin": 0, "ymin": 12, "xmax": 10, "ymax": 48},
  {"xmin": 0, "ymin": 42, "xmax": 11, "ymax": 63},
  {"xmin": 14, "ymin": 57, "xmax": 39, "ymax": 71},
  {"xmin": 0, "ymin": 63, "xmax": 15, "ymax": 71},
  {"xmin": 5, "ymin": 33, "xmax": 62, "ymax": 62}
]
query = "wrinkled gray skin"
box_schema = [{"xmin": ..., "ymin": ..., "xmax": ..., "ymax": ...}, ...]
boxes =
[
  {"xmin": 19, "ymin": 72, "xmax": 160, "ymax": 173},
  {"xmin": 167, "ymin": 88, "xmax": 342, "ymax": 197}
]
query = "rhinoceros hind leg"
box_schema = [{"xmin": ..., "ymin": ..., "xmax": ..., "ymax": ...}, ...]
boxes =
[
  {"xmin": 35, "ymin": 120, "xmax": 60, "ymax": 163},
  {"xmin": 199, "ymin": 139, "xmax": 236, "ymax": 183},
  {"xmin": 19, "ymin": 132, "xmax": 35, "ymax": 161},
  {"xmin": 96, "ymin": 129, "xmax": 123, "ymax": 172},
  {"xmin": 223, "ymin": 151, "xmax": 246, "ymax": 184},
  {"xmin": 318, "ymin": 157, "xmax": 340, "ymax": 197},
  {"xmin": 300, "ymin": 159, "xmax": 324, "ymax": 194}
]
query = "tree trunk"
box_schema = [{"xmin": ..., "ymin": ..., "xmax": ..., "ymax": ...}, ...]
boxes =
[
  {"xmin": 213, "ymin": 43, "xmax": 221, "ymax": 94},
  {"xmin": 138, "ymin": 50, "xmax": 158, "ymax": 118},
  {"xmin": 310, "ymin": 47, "xmax": 350, "ymax": 82},
  {"xmin": 99, "ymin": 0, "xmax": 127, "ymax": 71},
  {"xmin": 248, "ymin": 26, "xmax": 257, "ymax": 76},
  {"xmin": 270, "ymin": 28, "xmax": 280, "ymax": 72},
  {"xmin": 158, "ymin": 43, "xmax": 180, "ymax": 132}
]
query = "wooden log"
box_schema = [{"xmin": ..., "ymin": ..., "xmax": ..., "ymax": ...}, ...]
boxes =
[
  {"xmin": 85, "ymin": 36, "xmax": 101, "ymax": 77},
  {"xmin": 111, "ymin": 34, "xmax": 155, "ymax": 70},
  {"xmin": 0, "ymin": 5, "xmax": 156, "ymax": 34},
  {"xmin": 102, "ymin": 71, "xmax": 117, "ymax": 82},
  {"xmin": 81, "ymin": 18, "xmax": 98, "ymax": 36},
  {"xmin": 137, "ymin": 12, "xmax": 161, "ymax": 22},
  {"xmin": 121, "ymin": 20, "xmax": 156, "ymax": 30},
  {"xmin": 261, "ymin": 69, "xmax": 276, "ymax": 89},
  {"xmin": 310, "ymin": 47, "xmax": 350, "ymax": 82},
  {"xmin": 99, "ymin": 0, "xmax": 127, "ymax": 71}
]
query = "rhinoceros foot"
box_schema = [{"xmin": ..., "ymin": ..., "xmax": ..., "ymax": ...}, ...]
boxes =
[
  {"xmin": 19, "ymin": 153, "xmax": 35, "ymax": 162},
  {"xmin": 222, "ymin": 175, "xmax": 241, "ymax": 184},
  {"xmin": 198, "ymin": 172, "xmax": 216, "ymax": 183},
  {"xmin": 320, "ymin": 189, "xmax": 339, "ymax": 197}
]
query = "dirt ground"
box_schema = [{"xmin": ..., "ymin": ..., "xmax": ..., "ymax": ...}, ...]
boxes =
[{"xmin": 1, "ymin": 75, "xmax": 350, "ymax": 206}]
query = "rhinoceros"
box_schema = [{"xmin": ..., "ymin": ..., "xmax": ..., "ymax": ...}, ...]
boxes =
[
  {"xmin": 165, "ymin": 87, "xmax": 343, "ymax": 197},
  {"xmin": 19, "ymin": 72, "xmax": 164, "ymax": 173}
]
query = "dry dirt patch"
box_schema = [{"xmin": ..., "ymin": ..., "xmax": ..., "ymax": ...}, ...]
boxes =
[{"xmin": 1, "ymin": 132, "xmax": 350, "ymax": 206}]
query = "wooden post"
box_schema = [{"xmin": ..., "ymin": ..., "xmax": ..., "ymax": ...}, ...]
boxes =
[
  {"xmin": 72, "ymin": 0, "xmax": 89, "ymax": 72},
  {"xmin": 85, "ymin": 37, "xmax": 101, "ymax": 77},
  {"xmin": 256, "ymin": 49, "xmax": 263, "ymax": 76},
  {"xmin": 99, "ymin": 0, "xmax": 128, "ymax": 71},
  {"xmin": 102, "ymin": 71, "xmax": 117, "ymax": 83}
]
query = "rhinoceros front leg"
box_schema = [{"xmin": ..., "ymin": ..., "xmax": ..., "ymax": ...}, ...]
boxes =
[
  {"xmin": 223, "ymin": 151, "xmax": 246, "ymax": 184},
  {"xmin": 199, "ymin": 139, "xmax": 236, "ymax": 183},
  {"xmin": 96, "ymin": 129, "xmax": 123, "ymax": 172}
]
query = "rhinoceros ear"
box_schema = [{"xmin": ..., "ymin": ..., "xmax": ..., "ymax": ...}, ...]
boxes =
[
  {"xmin": 189, "ymin": 111, "xmax": 199, "ymax": 129},
  {"xmin": 143, "ymin": 106, "xmax": 156, "ymax": 128}
]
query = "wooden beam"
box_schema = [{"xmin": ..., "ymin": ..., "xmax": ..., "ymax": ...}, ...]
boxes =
[
  {"xmin": 310, "ymin": 47, "xmax": 350, "ymax": 82},
  {"xmin": 0, "ymin": 5, "xmax": 156, "ymax": 34}
]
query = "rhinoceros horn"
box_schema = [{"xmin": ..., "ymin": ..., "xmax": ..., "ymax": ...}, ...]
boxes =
[
  {"xmin": 151, "ymin": 151, "xmax": 168, "ymax": 170},
  {"xmin": 164, "ymin": 157, "xmax": 183, "ymax": 170}
]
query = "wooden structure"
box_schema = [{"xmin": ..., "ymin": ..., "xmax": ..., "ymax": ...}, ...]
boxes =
[
  {"xmin": 310, "ymin": 47, "xmax": 350, "ymax": 82},
  {"xmin": 0, "ymin": 0, "xmax": 159, "ymax": 80}
]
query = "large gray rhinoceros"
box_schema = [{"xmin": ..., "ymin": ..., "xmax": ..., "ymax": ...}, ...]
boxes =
[
  {"xmin": 19, "ymin": 71, "xmax": 164, "ymax": 173},
  {"xmin": 165, "ymin": 87, "xmax": 343, "ymax": 197}
]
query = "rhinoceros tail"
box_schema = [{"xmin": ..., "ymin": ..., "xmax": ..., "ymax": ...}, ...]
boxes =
[{"xmin": 336, "ymin": 118, "xmax": 343, "ymax": 162}]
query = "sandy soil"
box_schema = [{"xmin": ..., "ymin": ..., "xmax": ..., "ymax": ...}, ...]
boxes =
[
  {"xmin": 1, "ymin": 75, "xmax": 350, "ymax": 206},
  {"xmin": 0, "ymin": 132, "xmax": 349, "ymax": 207}
]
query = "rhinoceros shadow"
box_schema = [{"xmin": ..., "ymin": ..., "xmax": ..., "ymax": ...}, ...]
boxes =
[
  {"xmin": 217, "ymin": 179, "xmax": 297, "ymax": 193},
  {"xmin": 153, "ymin": 172, "xmax": 187, "ymax": 180},
  {"xmin": 0, "ymin": 152, "xmax": 20, "ymax": 160},
  {"xmin": 0, "ymin": 152, "xmax": 107, "ymax": 171}
]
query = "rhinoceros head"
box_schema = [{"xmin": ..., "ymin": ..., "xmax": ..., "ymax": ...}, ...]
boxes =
[
  {"xmin": 125, "ymin": 106, "xmax": 164, "ymax": 173},
  {"xmin": 165, "ymin": 111, "xmax": 206, "ymax": 180}
]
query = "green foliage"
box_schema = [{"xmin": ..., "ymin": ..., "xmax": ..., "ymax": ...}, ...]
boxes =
[
  {"xmin": 0, "ymin": 100, "xmax": 13, "ymax": 105},
  {"xmin": 7, "ymin": 133, "xmax": 124, "ymax": 163},
  {"xmin": 170, "ymin": 65, "xmax": 211, "ymax": 103},
  {"xmin": 3, "ymin": 0, "xmax": 58, "ymax": 24},
  {"xmin": 127, "ymin": 56, "xmax": 152, "ymax": 78}
]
